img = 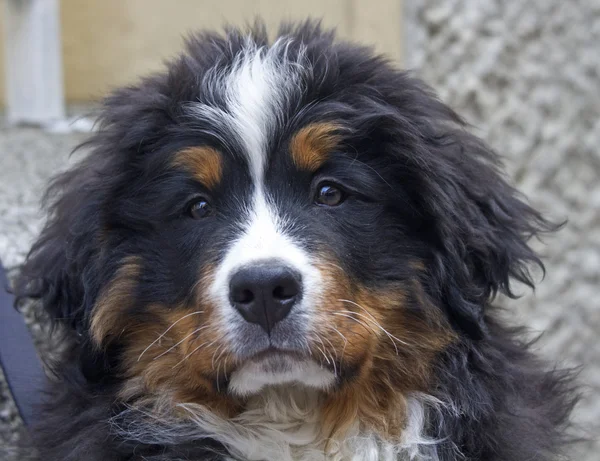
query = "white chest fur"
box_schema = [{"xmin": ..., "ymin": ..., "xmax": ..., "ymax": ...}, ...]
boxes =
[{"xmin": 176, "ymin": 388, "xmax": 441, "ymax": 461}]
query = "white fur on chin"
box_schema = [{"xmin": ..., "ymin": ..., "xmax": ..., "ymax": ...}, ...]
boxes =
[{"xmin": 228, "ymin": 355, "xmax": 336, "ymax": 396}]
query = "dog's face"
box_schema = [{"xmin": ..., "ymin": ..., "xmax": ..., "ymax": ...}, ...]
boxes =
[
  {"xmin": 21, "ymin": 24, "xmax": 548, "ymax": 431},
  {"xmin": 90, "ymin": 41, "xmax": 452, "ymax": 403}
]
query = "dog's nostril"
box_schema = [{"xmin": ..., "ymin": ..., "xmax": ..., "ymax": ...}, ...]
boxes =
[
  {"xmin": 238, "ymin": 289, "xmax": 254, "ymax": 304},
  {"xmin": 273, "ymin": 283, "xmax": 298, "ymax": 301}
]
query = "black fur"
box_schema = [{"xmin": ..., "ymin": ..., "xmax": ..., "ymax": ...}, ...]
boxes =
[{"xmin": 15, "ymin": 21, "xmax": 577, "ymax": 460}]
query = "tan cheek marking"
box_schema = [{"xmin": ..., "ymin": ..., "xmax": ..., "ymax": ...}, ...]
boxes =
[
  {"xmin": 360, "ymin": 284, "xmax": 455, "ymax": 354},
  {"xmin": 90, "ymin": 257, "xmax": 141, "ymax": 346},
  {"xmin": 173, "ymin": 146, "xmax": 223, "ymax": 189},
  {"xmin": 409, "ymin": 260, "xmax": 426, "ymax": 272},
  {"xmin": 119, "ymin": 307, "xmax": 239, "ymax": 416},
  {"xmin": 290, "ymin": 122, "xmax": 341, "ymax": 172},
  {"xmin": 313, "ymin": 256, "xmax": 456, "ymax": 442},
  {"xmin": 321, "ymin": 361, "xmax": 406, "ymax": 443},
  {"xmin": 116, "ymin": 265, "xmax": 241, "ymax": 417}
]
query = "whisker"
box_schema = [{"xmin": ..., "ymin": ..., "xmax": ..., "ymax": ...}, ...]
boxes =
[
  {"xmin": 216, "ymin": 361, "xmax": 222, "ymax": 393},
  {"xmin": 333, "ymin": 311, "xmax": 400, "ymax": 355},
  {"xmin": 330, "ymin": 350, "xmax": 337, "ymax": 376},
  {"xmin": 330, "ymin": 316, "xmax": 371, "ymax": 343},
  {"xmin": 303, "ymin": 338, "xmax": 313, "ymax": 358},
  {"xmin": 337, "ymin": 299, "xmax": 382, "ymax": 325},
  {"xmin": 172, "ymin": 338, "xmax": 216, "ymax": 369},
  {"xmin": 336, "ymin": 309, "xmax": 386, "ymax": 332},
  {"xmin": 315, "ymin": 345, "xmax": 330, "ymax": 365},
  {"xmin": 188, "ymin": 277, "xmax": 206, "ymax": 297},
  {"xmin": 317, "ymin": 332, "xmax": 338, "ymax": 375},
  {"xmin": 327, "ymin": 325, "xmax": 348, "ymax": 347},
  {"xmin": 325, "ymin": 341, "xmax": 338, "ymax": 376},
  {"xmin": 338, "ymin": 299, "xmax": 411, "ymax": 348},
  {"xmin": 152, "ymin": 325, "xmax": 210, "ymax": 361},
  {"xmin": 212, "ymin": 344, "xmax": 228, "ymax": 370},
  {"xmin": 326, "ymin": 325, "xmax": 348, "ymax": 362},
  {"xmin": 313, "ymin": 336, "xmax": 331, "ymax": 365},
  {"xmin": 321, "ymin": 334, "xmax": 338, "ymax": 361},
  {"xmin": 319, "ymin": 261, "xmax": 346, "ymax": 273},
  {"xmin": 210, "ymin": 343, "xmax": 223, "ymax": 370},
  {"xmin": 339, "ymin": 310, "xmax": 403, "ymax": 353},
  {"xmin": 137, "ymin": 310, "xmax": 204, "ymax": 362},
  {"xmin": 333, "ymin": 312, "xmax": 375, "ymax": 333}
]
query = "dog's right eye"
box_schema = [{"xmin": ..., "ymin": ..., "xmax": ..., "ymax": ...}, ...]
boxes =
[
  {"xmin": 314, "ymin": 182, "xmax": 346, "ymax": 207},
  {"xmin": 187, "ymin": 198, "xmax": 213, "ymax": 219}
]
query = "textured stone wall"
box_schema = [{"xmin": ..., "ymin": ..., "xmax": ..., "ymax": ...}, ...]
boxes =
[{"xmin": 405, "ymin": 1, "xmax": 600, "ymax": 458}]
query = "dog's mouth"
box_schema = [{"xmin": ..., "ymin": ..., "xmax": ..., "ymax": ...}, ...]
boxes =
[
  {"xmin": 227, "ymin": 347, "xmax": 336, "ymax": 396},
  {"xmin": 245, "ymin": 348, "xmax": 307, "ymax": 370}
]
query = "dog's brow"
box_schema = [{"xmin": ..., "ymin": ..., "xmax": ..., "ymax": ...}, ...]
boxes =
[
  {"xmin": 290, "ymin": 123, "xmax": 341, "ymax": 172},
  {"xmin": 172, "ymin": 147, "xmax": 223, "ymax": 189}
]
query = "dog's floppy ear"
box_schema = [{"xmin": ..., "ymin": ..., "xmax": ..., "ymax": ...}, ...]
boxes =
[
  {"xmin": 13, "ymin": 70, "xmax": 172, "ymax": 334},
  {"xmin": 418, "ymin": 123, "xmax": 559, "ymax": 339},
  {"xmin": 14, "ymin": 157, "xmax": 110, "ymax": 336},
  {"xmin": 384, "ymin": 80, "xmax": 559, "ymax": 339}
]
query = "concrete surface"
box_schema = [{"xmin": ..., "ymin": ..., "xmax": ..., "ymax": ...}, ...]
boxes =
[{"xmin": 0, "ymin": 118, "xmax": 88, "ymax": 460}]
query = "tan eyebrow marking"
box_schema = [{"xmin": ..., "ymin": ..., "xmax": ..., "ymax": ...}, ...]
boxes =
[
  {"xmin": 172, "ymin": 147, "xmax": 223, "ymax": 189},
  {"xmin": 290, "ymin": 123, "xmax": 342, "ymax": 172}
]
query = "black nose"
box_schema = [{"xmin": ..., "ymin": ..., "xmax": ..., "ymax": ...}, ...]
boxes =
[{"xmin": 229, "ymin": 262, "xmax": 302, "ymax": 333}]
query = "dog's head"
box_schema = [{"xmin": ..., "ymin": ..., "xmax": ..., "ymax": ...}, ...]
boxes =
[{"xmin": 18, "ymin": 22, "xmax": 553, "ymax": 434}]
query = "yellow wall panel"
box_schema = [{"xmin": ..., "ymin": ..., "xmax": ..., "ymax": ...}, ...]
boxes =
[{"xmin": 1, "ymin": 1, "xmax": 403, "ymax": 105}]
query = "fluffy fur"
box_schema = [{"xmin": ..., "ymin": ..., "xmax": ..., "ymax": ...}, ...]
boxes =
[{"xmin": 15, "ymin": 21, "xmax": 577, "ymax": 461}]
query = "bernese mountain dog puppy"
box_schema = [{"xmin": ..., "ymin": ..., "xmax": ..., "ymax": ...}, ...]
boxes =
[{"xmin": 16, "ymin": 21, "xmax": 577, "ymax": 461}]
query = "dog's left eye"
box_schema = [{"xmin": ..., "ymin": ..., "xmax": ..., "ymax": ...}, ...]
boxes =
[
  {"xmin": 314, "ymin": 183, "xmax": 346, "ymax": 206},
  {"xmin": 188, "ymin": 198, "xmax": 213, "ymax": 219}
]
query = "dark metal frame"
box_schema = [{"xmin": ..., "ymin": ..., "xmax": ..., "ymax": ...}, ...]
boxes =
[{"xmin": 0, "ymin": 259, "xmax": 44, "ymax": 427}]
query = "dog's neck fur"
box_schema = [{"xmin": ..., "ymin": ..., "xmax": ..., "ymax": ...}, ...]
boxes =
[{"xmin": 114, "ymin": 386, "xmax": 442, "ymax": 461}]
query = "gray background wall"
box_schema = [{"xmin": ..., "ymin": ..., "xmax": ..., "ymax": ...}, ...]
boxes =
[{"xmin": 406, "ymin": 1, "xmax": 599, "ymax": 458}]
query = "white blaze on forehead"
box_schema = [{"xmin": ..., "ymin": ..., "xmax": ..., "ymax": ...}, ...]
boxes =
[
  {"xmin": 191, "ymin": 37, "xmax": 321, "ymax": 357},
  {"xmin": 190, "ymin": 37, "xmax": 306, "ymax": 183},
  {"xmin": 221, "ymin": 39, "xmax": 298, "ymax": 181}
]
